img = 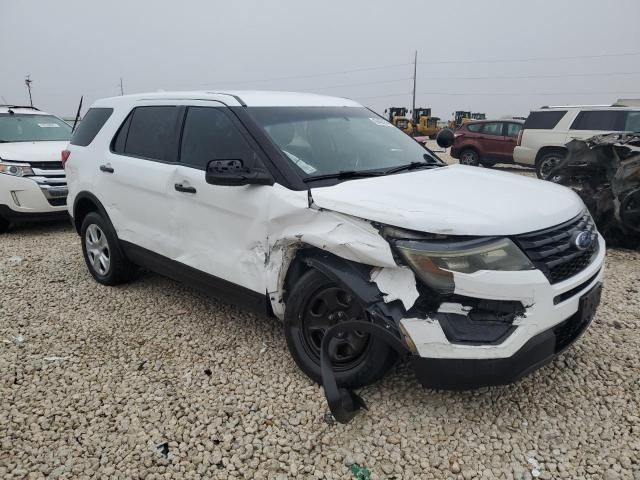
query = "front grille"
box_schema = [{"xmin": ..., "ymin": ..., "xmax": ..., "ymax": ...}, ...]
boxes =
[
  {"xmin": 27, "ymin": 161, "xmax": 63, "ymax": 170},
  {"xmin": 513, "ymin": 211, "xmax": 599, "ymax": 284},
  {"xmin": 23, "ymin": 161, "xmax": 67, "ymax": 202}
]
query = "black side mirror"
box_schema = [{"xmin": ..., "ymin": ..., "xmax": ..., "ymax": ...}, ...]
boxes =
[
  {"xmin": 205, "ymin": 159, "xmax": 274, "ymax": 186},
  {"xmin": 436, "ymin": 128, "xmax": 455, "ymax": 149}
]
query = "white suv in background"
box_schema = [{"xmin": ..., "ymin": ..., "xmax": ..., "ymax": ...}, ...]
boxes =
[
  {"xmin": 513, "ymin": 104, "xmax": 640, "ymax": 178},
  {"xmin": 0, "ymin": 105, "xmax": 71, "ymax": 232},
  {"xmin": 65, "ymin": 91, "xmax": 605, "ymax": 422}
]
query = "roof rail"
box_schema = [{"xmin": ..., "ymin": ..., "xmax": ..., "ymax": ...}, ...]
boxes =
[
  {"xmin": 0, "ymin": 104, "xmax": 40, "ymax": 111},
  {"xmin": 540, "ymin": 104, "xmax": 612, "ymax": 109}
]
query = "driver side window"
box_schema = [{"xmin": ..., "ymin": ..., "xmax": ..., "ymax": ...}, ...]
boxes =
[{"xmin": 180, "ymin": 107, "xmax": 257, "ymax": 170}]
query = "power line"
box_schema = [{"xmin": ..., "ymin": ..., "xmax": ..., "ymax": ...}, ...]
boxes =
[
  {"xmin": 355, "ymin": 90, "xmax": 640, "ymax": 100},
  {"xmin": 416, "ymin": 51, "xmax": 640, "ymax": 66},
  {"xmin": 308, "ymin": 71, "xmax": 640, "ymax": 94},
  {"xmin": 202, "ymin": 51, "xmax": 640, "ymax": 88}
]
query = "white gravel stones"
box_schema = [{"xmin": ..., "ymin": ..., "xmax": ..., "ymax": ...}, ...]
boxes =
[{"xmin": 1, "ymin": 202, "xmax": 639, "ymax": 478}]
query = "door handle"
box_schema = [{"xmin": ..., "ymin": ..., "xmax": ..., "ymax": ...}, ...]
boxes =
[
  {"xmin": 174, "ymin": 183, "xmax": 196, "ymax": 194},
  {"xmin": 100, "ymin": 164, "xmax": 114, "ymax": 173}
]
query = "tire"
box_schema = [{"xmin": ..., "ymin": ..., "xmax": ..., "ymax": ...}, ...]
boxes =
[
  {"xmin": 0, "ymin": 216, "xmax": 9, "ymax": 234},
  {"xmin": 459, "ymin": 149, "xmax": 480, "ymax": 166},
  {"xmin": 80, "ymin": 212, "xmax": 134, "ymax": 285},
  {"xmin": 284, "ymin": 269, "xmax": 396, "ymax": 388},
  {"xmin": 536, "ymin": 151, "xmax": 565, "ymax": 180}
]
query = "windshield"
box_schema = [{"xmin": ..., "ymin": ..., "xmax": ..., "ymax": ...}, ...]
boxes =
[
  {"xmin": 0, "ymin": 114, "xmax": 72, "ymax": 142},
  {"xmin": 246, "ymin": 107, "xmax": 441, "ymax": 178}
]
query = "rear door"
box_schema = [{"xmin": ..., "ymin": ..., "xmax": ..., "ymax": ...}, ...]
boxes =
[
  {"xmin": 501, "ymin": 122, "xmax": 522, "ymax": 158},
  {"xmin": 170, "ymin": 103, "xmax": 273, "ymax": 295},
  {"xmin": 479, "ymin": 122, "xmax": 506, "ymax": 157},
  {"xmin": 100, "ymin": 103, "xmax": 182, "ymax": 258}
]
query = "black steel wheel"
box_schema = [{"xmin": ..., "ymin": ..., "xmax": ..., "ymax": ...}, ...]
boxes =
[{"xmin": 284, "ymin": 269, "xmax": 397, "ymax": 387}]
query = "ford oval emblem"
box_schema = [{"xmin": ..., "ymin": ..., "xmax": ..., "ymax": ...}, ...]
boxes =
[{"xmin": 572, "ymin": 231, "xmax": 593, "ymax": 251}]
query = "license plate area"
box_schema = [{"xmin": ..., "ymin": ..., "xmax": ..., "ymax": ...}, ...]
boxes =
[{"xmin": 554, "ymin": 282, "xmax": 602, "ymax": 352}]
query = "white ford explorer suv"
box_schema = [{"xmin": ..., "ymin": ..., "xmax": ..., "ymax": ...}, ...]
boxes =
[
  {"xmin": 513, "ymin": 104, "xmax": 640, "ymax": 179},
  {"xmin": 65, "ymin": 91, "xmax": 605, "ymax": 422},
  {"xmin": 0, "ymin": 105, "xmax": 72, "ymax": 232}
]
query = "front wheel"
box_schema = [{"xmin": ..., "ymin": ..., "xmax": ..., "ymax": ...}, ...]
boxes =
[
  {"xmin": 0, "ymin": 216, "xmax": 9, "ymax": 234},
  {"xmin": 80, "ymin": 212, "xmax": 134, "ymax": 285},
  {"xmin": 459, "ymin": 149, "xmax": 480, "ymax": 166},
  {"xmin": 536, "ymin": 152, "xmax": 565, "ymax": 180},
  {"xmin": 284, "ymin": 270, "xmax": 396, "ymax": 388}
]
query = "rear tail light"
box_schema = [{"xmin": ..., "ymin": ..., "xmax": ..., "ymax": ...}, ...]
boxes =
[
  {"xmin": 516, "ymin": 130, "xmax": 523, "ymax": 146},
  {"xmin": 61, "ymin": 149, "xmax": 71, "ymax": 167}
]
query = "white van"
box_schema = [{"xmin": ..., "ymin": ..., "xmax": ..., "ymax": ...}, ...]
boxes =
[{"xmin": 64, "ymin": 91, "xmax": 605, "ymax": 421}]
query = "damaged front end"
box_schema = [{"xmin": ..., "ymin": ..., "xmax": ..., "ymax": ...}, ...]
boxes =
[{"xmin": 549, "ymin": 133, "xmax": 640, "ymax": 248}]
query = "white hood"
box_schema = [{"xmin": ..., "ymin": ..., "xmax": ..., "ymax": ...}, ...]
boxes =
[
  {"xmin": 0, "ymin": 141, "xmax": 68, "ymax": 163},
  {"xmin": 310, "ymin": 164, "xmax": 585, "ymax": 236}
]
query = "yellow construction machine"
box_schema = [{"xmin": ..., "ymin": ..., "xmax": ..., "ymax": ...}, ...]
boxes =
[
  {"xmin": 386, "ymin": 107, "xmax": 413, "ymax": 135},
  {"xmin": 411, "ymin": 107, "xmax": 441, "ymax": 139}
]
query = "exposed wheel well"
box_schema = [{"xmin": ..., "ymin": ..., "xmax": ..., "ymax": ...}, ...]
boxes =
[{"xmin": 535, "ymin": 146, "xmax": 567, "ymax": 165}]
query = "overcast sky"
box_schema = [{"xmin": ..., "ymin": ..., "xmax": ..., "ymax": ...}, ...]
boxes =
[{"xmin": 1, "ymin": 0, "xmax": 639, "ymax": 119}]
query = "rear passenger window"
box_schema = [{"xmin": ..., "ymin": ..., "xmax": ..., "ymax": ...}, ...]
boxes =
[
  {"xmin": 112, "ymin": 106, "xmax": 180, "ymax": 161},
  {"xmin": 570, "ymin": 110, "xmax": 625, "ymax": 131},
  {"xmin": 180, "ymin": 107, "xmax": 255, "ymax": 170},
  {"xmin": 523, "ymin": 111, "xmax": 566, "ymax": 129},
  {"xmin": 70, "ymin": 108, "xmax": 113, "ymax": 146},
  {"xmin": 466, "ymin": 124, "xmax": 482, "ymax": 132},
  {"xmin": 624, "ymin": 111, "xmax": 640, "ymax": 132},
  {"xmin": 506, "ymin": 123, "xmax": 522, "ymax": 137},
  {"xmin": 481, "ymin": 122, "xmax": 502, "ymax": 136}
]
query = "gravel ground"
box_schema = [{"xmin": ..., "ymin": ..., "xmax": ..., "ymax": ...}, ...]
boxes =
[{"xmin": 1, "ymin": 163, "xmax": 639, "ymax": 479}]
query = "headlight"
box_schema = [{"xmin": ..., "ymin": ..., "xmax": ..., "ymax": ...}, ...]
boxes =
[
  {"xmin": 0, "ymin": 160, "xmax": 34, "ymax": 177},
  {"xmin": 396, "ymin": 237, "xmax": 534, "ymax": 294}
]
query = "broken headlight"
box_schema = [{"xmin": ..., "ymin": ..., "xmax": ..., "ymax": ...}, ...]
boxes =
[{"xmin": 395, "ymin": 237, "xmax": 534, "ymax": 294}]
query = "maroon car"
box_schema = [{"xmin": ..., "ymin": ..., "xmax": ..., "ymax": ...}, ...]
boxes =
[{"xmin": 450, "ymin": 119, "xmax": 524, "ymax": 166}]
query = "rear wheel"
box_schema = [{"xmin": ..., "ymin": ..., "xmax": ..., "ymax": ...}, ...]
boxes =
[
  {"xmin": 80, "ymin": 212, "xmax": 134, "ymax": 285},
  {"xmin": 459, "ymin": 149, "xmax": 480, "ymax": 166},
  {"xmin": 536, "ymin": 151, "xmax": 565, "ymax": 180},
  {"xmin": 284, "ymin": 270, "xmax": 396, "ymax": 388}
]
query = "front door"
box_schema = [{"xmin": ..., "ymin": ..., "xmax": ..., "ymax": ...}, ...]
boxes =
[{"xmin": 170, "ymin": 104, "xmax": 273, "ymax": 297}]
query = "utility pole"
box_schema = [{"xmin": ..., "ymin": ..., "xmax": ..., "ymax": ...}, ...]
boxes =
[
  {"xmin": 119, "ymin": 78, "xmax": 124, "ymax": 96},
  {"xmin": 25, "ymin": 75, "xmax": 33, "ymax": 107},
  {"xmin": 411, "ymin": 51, "xmax": 417, "ymax": 115}
]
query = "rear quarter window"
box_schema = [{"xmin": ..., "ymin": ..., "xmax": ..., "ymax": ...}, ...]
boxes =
[
  {"xmin": 523, "ymin": 111, "xmax": 567, "ymax": 130},
  {"xmin": 570, "ymin": 110, "xmax": 625, "ymax": 131},
  {"xmin": 70, "ymin": 108, "xmax": 113, "ymax": 146}
]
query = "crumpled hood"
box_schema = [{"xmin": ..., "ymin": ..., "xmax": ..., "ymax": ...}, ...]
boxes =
[
  {"xmin": 0, "ymin": 141, "xmax": 68, "ymax": 163},
  {"xmin": 310, "ymin": 164, "xmax": 585, "ymax": 236}
]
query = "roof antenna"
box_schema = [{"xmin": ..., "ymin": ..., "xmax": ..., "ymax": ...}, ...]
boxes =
[{"xmin": 25, "ymin": 75, "xmax": 34, "ymax": 107}]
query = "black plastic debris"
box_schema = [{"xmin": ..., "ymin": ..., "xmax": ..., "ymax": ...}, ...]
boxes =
[
  {"xmin": 157, "ymin": 442, "xmax": 169, "ymax": 458},
  {"xmin": 320, "ymin": 320, "xmax": 409, "ymax": 424}
]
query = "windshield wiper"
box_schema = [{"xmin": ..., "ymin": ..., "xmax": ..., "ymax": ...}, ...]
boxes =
[
  {"xmin": 384, "ymin": 161, "xmax": 440, "ymax": 174},
  {"xmin": 303, "ymin": 170, "xmax": 387, "ymax": 183}
]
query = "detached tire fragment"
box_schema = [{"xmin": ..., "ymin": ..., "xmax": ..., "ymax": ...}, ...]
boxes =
[{"xmin": 320, "ymin": 320, "xmax": 409, "ymax": 424}]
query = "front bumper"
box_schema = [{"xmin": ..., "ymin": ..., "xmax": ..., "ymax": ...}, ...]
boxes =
[
  {"xmin": 400, "ymin": 234, "xmax": 606, "ymax": 388},
  {"xmin": 411, "ymin": 282, "xmax": 601, "ymax": 389},
  {"xmin": 0, "ymin": 173, "xmax": 67, "ymax": 217}
]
